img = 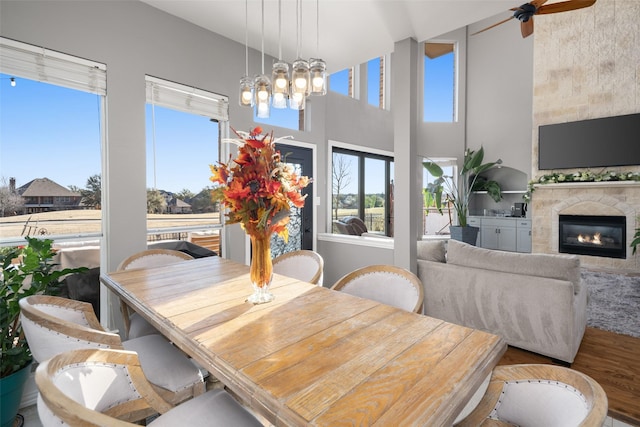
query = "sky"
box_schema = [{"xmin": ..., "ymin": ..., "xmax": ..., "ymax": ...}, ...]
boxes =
[{"xmin": 0, "ymin": 53, "xmax": 453, "ymax": 195}]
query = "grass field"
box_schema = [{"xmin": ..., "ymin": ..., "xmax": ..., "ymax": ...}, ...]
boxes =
[{"xmin": 0, "ymin": 210, "xmax": 220, "ymax": 238}]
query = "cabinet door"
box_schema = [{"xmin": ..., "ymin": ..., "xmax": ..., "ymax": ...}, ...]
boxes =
[
  {"xmin": 517, "ymin": 227, "xmax": 532, "ymax": 253},
  {"xmin": 498, "ymin": 226, "xmax": 517, "ymax": 252},
  {"xmin": 481, "ymin": 225, "xmax": 499, "ymax": 249}
]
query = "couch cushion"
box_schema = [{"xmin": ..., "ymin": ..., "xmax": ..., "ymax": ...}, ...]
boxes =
[
  {"xmin": 446, "ymin": 239, "xmax": 581, "ymax": 294},
  {"xmin": 417, "ymin": 240, "xmax": 446, "ymax": 263}
]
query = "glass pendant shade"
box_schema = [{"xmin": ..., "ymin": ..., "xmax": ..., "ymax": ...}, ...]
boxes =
[
  {"xmin": 239, "ymin": 76, "xmax": 254, "ymax": 107},
  {"xmin": 309, "ymin": 58, "xmax": 327, "ymax": 96},
  {"xmin": 271, "ymin": 61, "xmax": 290, "ymax": 109},
  {"xmin": 291, "ymin": 58, "xmax": 310, "ymax": 99},
  {"xmin": 254, "ymin": 74, "xmax": 272, "ymax": 118},
  {"xmin": 289, "ymin": 89, "xmax": 305, "ymax": 110}
]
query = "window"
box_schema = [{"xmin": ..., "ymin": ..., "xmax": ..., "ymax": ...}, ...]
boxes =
[
  {"xmin": 423, "ymin": 42, "xmax": 456, "ymax": 122},
  {"xmin": 329, "ymin": 67, "xmax": 353, "ymax": 98},
  {"xmin": 253, "ymin": 104, "xmax": 303, "ymax": 131},
  {"xmin": 0, "ymin": 38, "xmax": 105, "ymax": 245},
  {"xmin": 331, "ymin": 145, "xmax": 394, "ymax": 236},
  {"xmin": 367, "ymin": 56, "xmax": 385, "ymax": 109},
  {"xmin": 145, "ymin": 76, "xmax": 228, "ymax": 244},
  {"xmin": 422, "ymin": 157, "xmax": 457, "ymax": 236}
]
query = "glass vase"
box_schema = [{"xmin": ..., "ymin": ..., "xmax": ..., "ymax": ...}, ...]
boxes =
[{"xmin": 247, "ymin": 233, "xmax": 274, "ymax": 304}]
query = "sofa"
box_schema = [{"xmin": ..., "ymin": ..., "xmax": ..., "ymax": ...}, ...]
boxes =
[{"xmin": 416, "ymin": 239, "xmax": 587, "ymax": 364}]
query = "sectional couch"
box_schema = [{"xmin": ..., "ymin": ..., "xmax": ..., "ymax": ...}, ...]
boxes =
[{"xmin": 416, "ymin": 239, "xmax": 587, "ymax": 364}]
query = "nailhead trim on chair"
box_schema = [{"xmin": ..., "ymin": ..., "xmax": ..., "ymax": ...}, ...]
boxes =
[{"xmin": 489, "ymin": 379, "xmax": 587, "ymax": 421}]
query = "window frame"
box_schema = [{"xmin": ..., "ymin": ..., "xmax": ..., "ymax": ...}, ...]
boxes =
[
  {"xmin": 422, "ymin": 41, "xmax": 458, "ymax": 123},
  {"xmin": 328, "ymin": 141, "xmax": 394, "ymax": 237},
  {"xmin": 0, "ymin": 38, "xmax": 106, "ymax": 247},
  {"xmin": 144, "ymin": 75, "xmax": 229, "ymax": 241}
]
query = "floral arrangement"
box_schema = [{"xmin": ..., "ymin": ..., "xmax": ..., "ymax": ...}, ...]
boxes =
[
  {"xmin": 524, "ymin": 170, "xmax": 640, "ymax": 202},
  {"xmin": 209, "ymin": 126, "xmax": 311, "ymax": 241}
]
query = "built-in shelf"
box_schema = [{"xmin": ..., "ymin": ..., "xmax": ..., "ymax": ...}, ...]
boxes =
[{"xmin": 533, "ymin": 181, "xmax": 640, "ymax": 190}]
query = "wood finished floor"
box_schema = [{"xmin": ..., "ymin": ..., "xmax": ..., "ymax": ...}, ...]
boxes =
[{"xmin": 499, "ymin": 327, "xmax": 640, "ymax": 426}]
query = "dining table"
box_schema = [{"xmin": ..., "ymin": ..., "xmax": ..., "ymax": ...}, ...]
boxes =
[{"xmin": 100, "ymin": 255, "xmax": 507, "ymax": 426}]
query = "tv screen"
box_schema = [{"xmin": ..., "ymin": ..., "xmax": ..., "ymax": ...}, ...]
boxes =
[{"xmin": 538, "ymin": 113, "xmax": 640, "ymax": 170}]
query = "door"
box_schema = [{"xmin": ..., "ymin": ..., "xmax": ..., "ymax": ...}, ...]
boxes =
[{"xmin": 271, "ymin": 143, "xmax": 314, "ymax": 258}]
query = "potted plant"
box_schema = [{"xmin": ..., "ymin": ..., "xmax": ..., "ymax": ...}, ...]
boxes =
[
  {"xmin": 423, "ymin": 146, "xmax": 502, "ymax": 244},
  {"xmin": 1, "ymin": 236, "xmax": 87, "ymax": 427}
]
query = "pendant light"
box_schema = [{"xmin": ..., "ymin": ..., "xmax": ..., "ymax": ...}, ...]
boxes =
[
  {"xmin": 271, "ymin": 0, "xmax": 289, "ymax": 109},
  {"xmin": 254, "ymin": 0, "xmax": 271, "ymax": 118},
  {"xmin": 239, "ymin": 0, "xmax": 253, "ymax": 107},
  {"xmin": 309, "ymin": 0, "xmax": 326, "ymax": 96},
  {"xmin": 290, "ymin": 0, "xmax": 309, "ymax": 110}
]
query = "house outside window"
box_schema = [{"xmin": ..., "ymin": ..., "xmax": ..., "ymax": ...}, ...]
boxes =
[
  {"xmin": 0, "ymin": 38, "xmax": 105, "ymax": 244},
  {"xmin": 145, "ymin": 76, "xmax": 228, "ymax": 249},
  {"xmin": 423, "ymin": 42, "xmax": 456, "ymax": 122},
  {"xmin": 331, "ymin": 144, "xmax": 394, "ymax": 237},
  {"xmin": 367, "ymin": 56, "xmax": 386, "ymax": 109}
]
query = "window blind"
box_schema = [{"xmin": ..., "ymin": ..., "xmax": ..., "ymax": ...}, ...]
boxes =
[
  {"xmin": 0, "ymin": 37, "xmax": 106, "ymax": 96},
  {"xmin": 145, "ymin": 76, "xmax": 229, "ymax": 122}
]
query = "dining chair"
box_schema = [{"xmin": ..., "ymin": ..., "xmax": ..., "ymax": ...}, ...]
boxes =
[
  {"xmin": 330, "ymin": 265, "xmax": 424, "ymax": 313},
  {"xmin": 35, "ymin": 348, "xmax": 263, "ymax": 426},
  {"xmin": 117, "ymin": 248, "xmax": 194, "ymax": 339},
  {"xmin": 272, "ymin": 249, "xmax": 324, "ymax": 286},
  {"xmin": 455, "ymin": 364, "xmax": 608, "ymax": 427},
  {"xmin": 19, "ymin": 295, "xmax": 205, "ymax": 420}
]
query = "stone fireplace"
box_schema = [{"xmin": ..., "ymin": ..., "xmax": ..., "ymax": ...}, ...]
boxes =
[{"xmin": 531, "ymin": 182, "xmax": 639, "ymax": 271}]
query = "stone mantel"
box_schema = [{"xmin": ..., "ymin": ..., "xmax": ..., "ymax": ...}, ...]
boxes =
[
  {"xmin": 533, "ymin": 181, "xmax": 640, "ymax": 190},
  {"xmin": 531, "ymin": 182, "xmax": 639, "ymax": 271}
]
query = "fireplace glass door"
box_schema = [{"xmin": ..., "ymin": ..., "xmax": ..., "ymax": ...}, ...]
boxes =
[{"xmin": 559, "ymin": 215, "xmax": 626, "ymax": 259}]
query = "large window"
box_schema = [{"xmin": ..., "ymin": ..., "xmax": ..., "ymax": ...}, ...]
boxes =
[
  {"xmin": 331, "ymin": 145, "xmax": 394, "ymax": 237},
  {"xmin": 423, "ymin": 42, "xmax": 456, "ymax": 122},
  {"xmin": 0, "ymin": 38, "xmax": 105, "ymax": 245},
  {"xmin": 145, "ymin": 76, "xmax": 228, "ymax": 243},
  {"xmin": 367, "ymin": 56, "xmax": 385, "ymax": 109},
  {"xmin": 329, "ymin": 67, "xmax": 353, "ymax": 98}
]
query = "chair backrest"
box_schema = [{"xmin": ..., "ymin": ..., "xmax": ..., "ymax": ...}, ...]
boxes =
[
  {"xmin": 35, "ymin": 348, "xmax": 172, "ymax": 426},
  {"xmin": 330, "ymin": 265, "xmax": 424, "ymax": 313},
  {"xmin": 455, "ymin": 364, "xmax": 608, "ymax": 427},
  {"xmin": 118, "ymin": 249, "xmax": 193, "ymax": 271},
  {"xmin": 343, "ymin": 216, "xmax": 368, "ymax": 235},
  {"xmin": 272, "ymin": 250, "xmax": 324, "ymax": 286},
  {"xmin": 19, "ymin": 295, "xmax": 122, "ymax": 363}
]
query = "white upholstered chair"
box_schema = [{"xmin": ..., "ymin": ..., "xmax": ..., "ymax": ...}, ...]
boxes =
[
  {"xmin": 330, "ymin": 265, "xmax": 424, "ymax": 313},
  {"xmin": 272, "ymin": 249, "xmax": 324, "ymax": 286},
  {"xmin": 117, "ymin": 249, "xmax": 194, "ymax": 339},
  {"xmin": 19, "ymin": 295, "xmax": 205, "ymax": 420},
  {"xmin": 35, "ymin": 348, "xmax": 263, "ymax": 426},
  {"xmin": 455, "ymin": 364, "xmax": 608, "ymax": 427}
]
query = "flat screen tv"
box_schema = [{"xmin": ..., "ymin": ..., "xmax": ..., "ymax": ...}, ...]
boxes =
[{"xmin": 538, "ymin": 113, "xmax": 640, "ymax": 170}]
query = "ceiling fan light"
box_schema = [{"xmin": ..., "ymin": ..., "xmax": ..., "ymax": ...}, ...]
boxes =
[
  {"xmin": 309, "ymin": 58, "xmax": 326, "ymax": 96},
  {"xmin": 239, "ymin": 76, "xmax": 254, "ymax": 107}
]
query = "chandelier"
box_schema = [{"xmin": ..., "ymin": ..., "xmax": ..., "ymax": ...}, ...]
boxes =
[{"xmin": 239, "ymin": 0, "xmax": 326, "ymax": 116}]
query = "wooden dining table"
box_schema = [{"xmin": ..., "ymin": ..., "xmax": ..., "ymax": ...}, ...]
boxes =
[{"xmin": 100, "ymin": 256, "xmax": 506, "ymax": 426}]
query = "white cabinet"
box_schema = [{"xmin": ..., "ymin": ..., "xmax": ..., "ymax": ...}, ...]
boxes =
[
  {"xmin": 516, "ymin": 219, "xmax": 532, "ymax": 253},
  {"xmin": 480, "ymin": 217, "xmax": 517, "ymax": 252}
]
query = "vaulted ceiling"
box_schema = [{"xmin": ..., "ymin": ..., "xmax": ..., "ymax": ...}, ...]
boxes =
[{"xmin": 141, "ymin": 0, "xmax": 516, "ymax": 73}]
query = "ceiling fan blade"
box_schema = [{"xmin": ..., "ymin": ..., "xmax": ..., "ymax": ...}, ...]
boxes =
[
  {"xmin": 536, "ymin": 0, "xmax": 596, "ymax": 15},
  {"xmin": 521, "ymin": 17, "xmax": 534, "ymax": 37},
  {"xmin": 471, "ymin": 16, "xmax": 515, "ymax": 36}
]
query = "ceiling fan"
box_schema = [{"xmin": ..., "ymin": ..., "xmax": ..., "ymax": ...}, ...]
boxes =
[{"xmin": 473, "ymin": 0, "xmax": 596, "ymax": 38}]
